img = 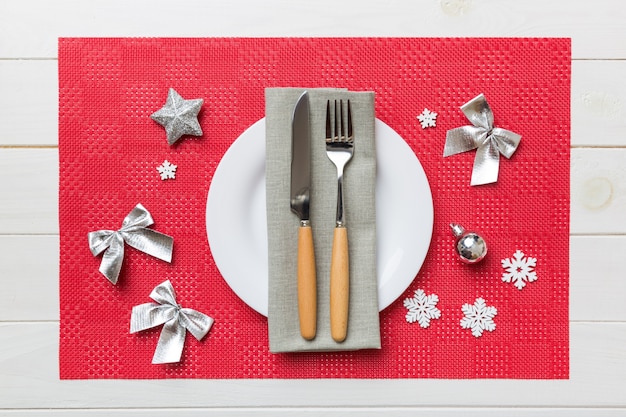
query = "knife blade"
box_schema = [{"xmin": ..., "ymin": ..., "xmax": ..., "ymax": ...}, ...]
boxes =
[{"xmin": 290, "ymin": 91, "xmax": 317, "ymax": 340}]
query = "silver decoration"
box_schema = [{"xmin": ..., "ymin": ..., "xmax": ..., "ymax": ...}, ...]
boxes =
[
  {"xmin": 88, "ymin": 203, "xmax": 174, "ymax": 284},
  {"xmin": 450, "ymin": 223, "xmax": 487, "ymax": 264},
  {"xmin": 151, "ymin": 88, "xmax": 204, "ymax": 145},
  {"xmin": 130, "ymin": 280, "xmax": 214, "ymax": 364},
  {"xmin": 444, "ymin": 94, "xmax": 521, "ymax": 186}
]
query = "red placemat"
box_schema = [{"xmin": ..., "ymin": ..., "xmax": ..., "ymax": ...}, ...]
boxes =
[{"xmin": 59, "ymin": 38, "xmax": 570, "ymax": 379}]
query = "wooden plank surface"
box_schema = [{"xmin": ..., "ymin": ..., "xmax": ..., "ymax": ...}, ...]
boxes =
[
  {"xmin": 0, "ymin": 149, "xmax": 58, "ymax": 234},
  {"xmin": 0, "ymin": 60, "xmax": 58, "ymax": 146},
  {"xmin": 571, "ymin": 148, "xmax": 626, "ymax": 234},
  {"xmin": 2, "ymin": 235, "xmax": 624, "ymax": 322},
  {"xmin": 1, "ymin": 411, "xmax": 625, "ymax": 417},
  {"xmin": 1, "ymin": 0, "xmax": 626, "ymax": 59},
  {"xmin": 0, "ymin": 323, "xmax": 624, "ymax": 408},
  {"xmin": 5, "ymin": 59, "xmax": 626, "ymax": 148},
  {"xmin": 572, "ymin": 61, "xmax": 626, "ymax": 147},
  {"xmin": 2, "ymin": 148, "xmax": 624, "ymax": 236},
  {"xmin": 0, "ymin": 0, "xmax": 624, "ymax": 415}
]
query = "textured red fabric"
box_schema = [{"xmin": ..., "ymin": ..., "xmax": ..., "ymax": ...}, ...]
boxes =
[{"xmin": 58, "ymin": 38, "xmax": 570, "ymax": 379}]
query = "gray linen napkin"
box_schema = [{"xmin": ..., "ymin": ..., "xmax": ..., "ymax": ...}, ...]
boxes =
[{"xmin": 266, "ymin": 88, "xmax": 380, "ymax": 352}]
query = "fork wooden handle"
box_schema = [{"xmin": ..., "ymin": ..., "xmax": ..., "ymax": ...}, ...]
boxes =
[
  {"xmin": 297, "ymin": 224, "xmax": 317, "ymax": 340},
  {"xmin": 330, "ymin": 226, "xmax": 349, "ymax": 342}
]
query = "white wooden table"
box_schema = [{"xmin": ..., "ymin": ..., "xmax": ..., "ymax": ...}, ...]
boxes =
[{"xmin": 1, "ymin": 1, "xmax": 625, "ymax": 415}]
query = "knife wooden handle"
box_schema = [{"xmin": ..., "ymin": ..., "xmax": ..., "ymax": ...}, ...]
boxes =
[
  {"xmin": 330, "ymin": 226, "xmax": 349, "ymax": 343},
  {"xmin": 297, "ymin": 224, "xmax": 317, "ymax": 340}
]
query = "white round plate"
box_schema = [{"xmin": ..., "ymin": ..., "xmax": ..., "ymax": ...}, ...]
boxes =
[{"xmin": 206, "ymin": 118, "xmax": 433, "ymax": 316}]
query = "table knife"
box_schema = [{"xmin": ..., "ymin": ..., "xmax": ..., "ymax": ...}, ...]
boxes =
[{"xmin": 290, "ymin": 91, "xmax": 317, "ymax": 340}]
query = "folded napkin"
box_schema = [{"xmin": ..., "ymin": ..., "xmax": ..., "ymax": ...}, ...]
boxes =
[{"xmin": 266, "ymin": 88, "xmax": 380, "ymax": 352}]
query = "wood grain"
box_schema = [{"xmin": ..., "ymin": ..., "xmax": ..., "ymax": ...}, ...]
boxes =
[
  {"xmin": 329, "ymin": 226, "xmax": 349, "ymax": 342},
  {"xmin": 572, "ymin": 61, "xmax": 626, "ymax": 147},
  {"xmin": 0, "ymin": 60, "xmax": 58, "ymax": 146},
  {"xmin": 2, "ymin": 235, "xmax": 623, "ymax": 323},
  {"xmin": 297, "ymin": 225, "xmax": 317, "ymax": 340},
  {"xmin": 0, "ymin": 0, "xmax": 624, "ymax": 415},
  {"xmin": 0, "ymin": 149, "xmax": 58, "ymax": 234},
  {"xmin": 5, "ymin": 59, "xmax": 626, "ymax": 149},
  {"xmin": 571, "ymin": 148, "xmax": 626, "ymax": 234},
  {"xmin": 0, "ymin": 323, "xmax": 624, "ymax": 408},
  {"xmin": 3, "ymin": 148, "xmax": 625, "ymax": 236},
  {"xmin": 1, "ymin": 0, "xmax": 625, "ymax": 59},
  {"xmin": 1, "ymin": 410, "xmax": 625, "ymax": 417}
]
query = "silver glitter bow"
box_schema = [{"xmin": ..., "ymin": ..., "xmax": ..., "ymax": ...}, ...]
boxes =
[
  {"xmin": 88, "ymin": 203, "xmax": 174, "ymax": 284},
  {"xmin": 444, "ymin": 94, "xmax": 521, "ymax": 186},
  {"xmin": 130, "ymin": 280, "xmax": 214, "ymax": 364}
]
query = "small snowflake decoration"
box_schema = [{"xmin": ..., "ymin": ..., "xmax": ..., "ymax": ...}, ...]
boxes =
[
  {"xmin": 460, "ymin": 298, "xmax": 497, "ymax": 338},
  {"xmin": 501, "ymin": 250, "xmax": 537, "ymax": 290},
  {"xmin": 157, "ymin": 160, "xmax": 177, "ymax": 180},
  {"xmin": 403, "ymin": 289, "xmax": 441, "ymax": 328},
  {"xmin": 417, "ymin": 108, "xmax": 438, "ymax": 129}
]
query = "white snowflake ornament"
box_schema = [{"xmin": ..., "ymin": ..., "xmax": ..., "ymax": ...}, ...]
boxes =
[
  {"xmin": 403, "ymin": 289, "xmax": 441, "ymax": 328},
  {"xmin": 157, "ymin": 160, "xmax": 177, "ymax": 180},
  {"xmin": 501, "ymin": 250, "xmax": 537, "ymax": 290},
  {"xmin": 460, "ymin": 298, "xmax": 497, "ymax": 337},
  {"xmin": 417, "ymin": 108, "xmax": 438, "ymax": 129}
]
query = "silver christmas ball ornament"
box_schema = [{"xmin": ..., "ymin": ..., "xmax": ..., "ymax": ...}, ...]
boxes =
[{"xmin": 450, "ymin": 223, "xmax": 487, "ymax": 264}]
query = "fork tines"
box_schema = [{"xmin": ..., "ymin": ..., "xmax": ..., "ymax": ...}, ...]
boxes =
[{"xmin": 325, "ymin": 99, "xmax": 353, "ymax": 144}]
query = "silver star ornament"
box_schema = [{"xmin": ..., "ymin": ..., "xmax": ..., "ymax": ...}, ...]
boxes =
[{"xmin": 151, "ymin": 88, "xmax": 204, "ymax": 145}]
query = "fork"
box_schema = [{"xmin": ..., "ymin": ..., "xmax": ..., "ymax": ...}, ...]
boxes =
[{"xmin": 325, "ymin": 99, "xmax": 354, "ymax": 343}]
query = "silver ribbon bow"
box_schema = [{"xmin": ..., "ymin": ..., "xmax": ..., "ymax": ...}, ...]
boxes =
[
  {"xmin": 444, "ymin": 94, "xmax": 522, "ymax": 186},
  {"xmin": 130, "ymin": 280, "xmax": 214, "ymax": 364},
  {"xmin": 88, "ymin": 203, "xmax": 174, "ymax": 284}
]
